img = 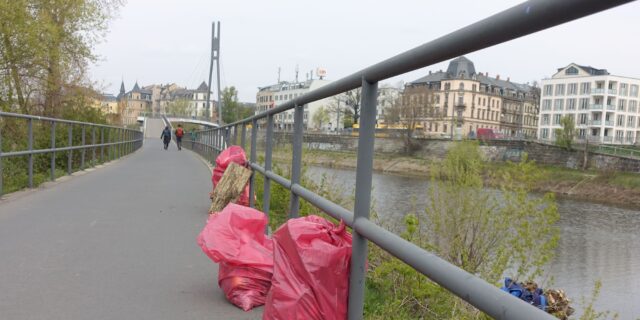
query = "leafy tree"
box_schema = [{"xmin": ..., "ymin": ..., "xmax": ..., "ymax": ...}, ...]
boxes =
[
  {"xmin": 165, "ymin": 98, "xmax": 191, "ymax": 117},
  {"xmin": 555, "ymin": 116, "xmax": 576, "ymax": 150},
  {"xmin": 0, "ymin": 0, "xmax": 123, "ymax": 116},
  {"xmin": 311, "ymin": 106, "xmax": 330, "ymax": 130}
]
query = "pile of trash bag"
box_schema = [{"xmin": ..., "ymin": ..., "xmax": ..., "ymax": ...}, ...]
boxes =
[
  {"xmin": 211, "ymin": 146, "xmax": 250, "ymax": 207},
  {"xmin": 263, "ymin": 215, "xmax": 353, "ymax": 320},
  {"xmin": 197, "ymin": 203, "xmax": 273, "ymax": 311},
  {"xmin": 501, "ymin": 278, "xmax": 574, "ymax": 319}
]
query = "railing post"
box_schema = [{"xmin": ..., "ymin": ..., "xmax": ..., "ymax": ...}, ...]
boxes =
[
  {"xmin": 249, "ymin": 119, "xmax": 258, "ymax": 208},
  {"xmin": 289, "ymin": 105, "xmax": 304, "ymax": 218},
  {"xmin": 92, "ymin": 127, "xmax": 96, "ymax": 166},
  {"xmin": 348, "ymin": 79, "xmax": 378, "ymax": 320},
  {"xmin": 27, "ymin": 118, "xmax": 33, "ymax": 188},
  {"xmin": 107, "ymin": 129, "xmax": 111, "ymax": 160},
  {"xmin": 233, "ymin": 125, "xmax": 238, "ymax": 145},
  {"xmin": 81, "ymin": 125, "xmax": 86, "ymax": 170},
  {"xmin": 67, "ymin": 125, "xmax": 73, "ymax": 175},
  {"xmin": 100, "ymin": 127, "xmax": 105, "ymax": 163},
  {"xmin": 241, "ymin": 123, "xmax": 247, "ymax": 150},
  {"xmin": 50, "ymin": 121, "xmax": 56, "ymax": 181},
  {"xmin": 263, "ymin": 114, "xmax": 274, "ymax": 231}
]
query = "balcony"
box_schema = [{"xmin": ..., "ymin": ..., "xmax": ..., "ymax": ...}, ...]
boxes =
[
  {"xmin": 605, "ymin": 121, "xmax": 615, "ymax": 126},
  {"xmin": 589, "ymin": 104, "xmax": 603, "ymax": 110},
  {"xmin": 603, "ymin": 136, "xmax": 613, "ymax": 143},
  {"xmin": 606, "ymin": 105, "xmax": 616, "ymax": 111},
  {"xmin": 591, "ymin": 88, "xmax": 605, "ymax": 94},
  {"xmin": 590, "ymin": 120, "xmax": 602, "ymax": 126},
  {"xmin": 608, "ymin": 89, "xmax": 617, "ymax": 95}
]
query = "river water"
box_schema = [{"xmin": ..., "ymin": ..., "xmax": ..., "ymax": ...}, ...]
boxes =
[{"xmin": 304, "ymin": 166, "xmax": 640, "ymax": 319}]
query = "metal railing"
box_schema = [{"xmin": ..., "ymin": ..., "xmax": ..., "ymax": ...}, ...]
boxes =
[
  {"xmin": 182, "ymin": 0, "xmax": 634, "ymax": 319},
  {"xmin": 0, "ymin": 111, "xmax": 144, "ymax": 196}
]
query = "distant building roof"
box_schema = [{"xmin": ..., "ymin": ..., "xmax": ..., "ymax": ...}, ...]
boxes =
[
  {"xmin": 196, "ymin": 81, "xmax": 209, "ymax": 92},
  {"xmin": 102, "ymin": 93, "xmax": 117, "ymax": 102},
  {"xmin": 446, "ymin": 56, "xmax": 476, "ymax": 79},
  {"xmin": 557, "ymin": 64, "xmax": 609, "ymax": 76},
  {"xmin": 410, "ymin": 56, "xmax": 534, "ymax": 94}
]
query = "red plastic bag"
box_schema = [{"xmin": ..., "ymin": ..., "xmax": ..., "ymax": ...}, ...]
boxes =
[
  {"xmin": 263, "ymin": 215, "xmax": 353, "ymax": 320},
  {"xmin": 218, "ymin": 262, "xmax": 272, "ymax": 311},
  {"xmin": 197, "ymin": 203, "xmax": 273, "ymax": 311},
  {"xmin": 212, "ymin": 146, "xmax": 250, "ymax": 206}
]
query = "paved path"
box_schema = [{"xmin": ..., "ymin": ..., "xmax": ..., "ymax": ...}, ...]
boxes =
[{"xmin": 0, "ymin": 138, "xmax": 262, "ymax": 320}]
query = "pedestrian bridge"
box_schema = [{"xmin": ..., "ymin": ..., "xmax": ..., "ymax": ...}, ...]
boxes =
[{"xmin": 0, "ymin": 122, "xmax": 260, "ymax": 319}]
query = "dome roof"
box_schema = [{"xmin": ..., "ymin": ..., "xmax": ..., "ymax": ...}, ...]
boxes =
[{"xmin": 446, "ymin": 56, "xmax": 476, "ymax": 79}]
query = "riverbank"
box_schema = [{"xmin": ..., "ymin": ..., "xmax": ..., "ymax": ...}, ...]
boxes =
[{"xmin": 271, "ymin": 148, "xmax": 640, "ymax": 209}]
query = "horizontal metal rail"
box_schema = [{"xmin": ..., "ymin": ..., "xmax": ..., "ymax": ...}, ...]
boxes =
[
  {"xmin": 0, "ymin": 111, "xmax": 144, "ymax": 196},
  {"xmin": 181, "ymin": 0, "xmax": 636, "ymax": 319}
]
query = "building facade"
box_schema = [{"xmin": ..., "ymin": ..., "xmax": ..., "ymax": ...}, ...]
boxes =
[
  {"xmin": 119, "ymin": 82, "xmax": 152, "ymax": 125},
  {"xmin": 404, "ymin": 56, "xmax": 539, "ymax": 139},
  {"xmin": 255, "ymin": 79, "xmax": 333, "ymax": 130},
  {"xmin": 538, "ymin": 64, "xmax": 640, "ymax": 145},
  {"xmin": 116, "ymin": 81, "xmax": 215, "ymax": 125}
]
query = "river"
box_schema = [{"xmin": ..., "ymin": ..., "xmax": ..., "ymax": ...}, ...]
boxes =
[{"xmin": 304, "ymin": 166, "xmax": 640, "ymax": 319}]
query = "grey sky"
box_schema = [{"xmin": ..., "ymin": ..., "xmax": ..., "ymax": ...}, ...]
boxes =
[{"xmin": 91, "ymin": 0, "xmax": 640, "ymax": 102}]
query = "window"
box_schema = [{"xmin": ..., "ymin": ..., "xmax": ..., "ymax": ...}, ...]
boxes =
[
  {"xmin": 459, "ymin": 83, "xmax": 464, "ymax": 91},
  {"xmin": 580, "ymin": 82, "xmax": 591, "ymax": 94},
  {"xmin": 618, "ymin": 100, "xmax": 626, "ymax": 112},
  {"xmin": 631, "ymin": 85, "xmax": 639, "ymax": 97},
  {"xmin": 565, "ymin": 66, "xmax": 579, "ymax": 75},
  {"xmin": 629, "ymin": 100, "xmax": 638, "ymax": 113},
  {"xmin": 620, "ymin": 83, "xmax": 629, "ymax": 96},
  {"xmin": 541, "ymin": 114, "xmax": 550, "ymax": 125},
  {"xmin": 579, "ymin": 98, "xmax": 589, "ymax": 110},
  {"xmin": 555, "ymin": 84, "xmax": 565, "ymax": 96},
  {"xmin": 472, "ymin": 84, "xmax": 477, "ymax": 92},
  {"xmin": 567, "ymin": 99, "xmax": 576, "ymax": 110},
  {"xmin": 578, "ymin": 129, "xmax": 586, "ymax": 138},
  {"xmin": 541, "ymin": 128, "xmax": 549, "ymax": 139},
  {"xmin": 553, "ymin": 114, "xmax": 561, "ymax": 125},
  {"xmin": 617, "ymin": 115, "xmax": 624, "ymax": 126},
  {"xmin": 579, "ymin": 113, "xmax": 588, "ymax": 125},
  {"xmin": 554, "ymin": 99, "xmax": 564, "ymax": 111},
  {"xmin": 543, "ymin": 85, "xmax": 553, "ymax": 96},
  {"xmin": 628, "ymin": 115, "xmax": 635, "ymax": 128},
  {"xmin": 568, "ymin": 83, "xmax": 578, "ymax": 95}
]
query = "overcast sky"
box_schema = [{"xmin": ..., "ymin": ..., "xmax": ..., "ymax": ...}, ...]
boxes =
[{"xmin": 91, "ymin": 0, "xmax": 640, "ymax": 102}]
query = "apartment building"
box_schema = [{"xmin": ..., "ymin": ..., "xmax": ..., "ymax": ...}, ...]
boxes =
[
  {"xmin": 538, "ymin": 64, "xmax": 640, "ymax": 145},
  {"xmin": 119, "ymin": 82, "xmax": 152, "ymax": 125},
  {"xmin": 405, "ymin": 56, "xmax": 539, "ymax": 139},
  {"xmin": 255, "ymin": 79, "xmax": 332, "ymax": 130}
]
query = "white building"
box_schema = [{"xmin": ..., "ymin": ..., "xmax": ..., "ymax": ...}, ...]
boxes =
[
  {"xmin": 255, "ymin": 79, "xmax": 333, "ymax": 131},
  {"xmin": 538, "ymin": 63, "xmax": 640, "ymax": 145}
]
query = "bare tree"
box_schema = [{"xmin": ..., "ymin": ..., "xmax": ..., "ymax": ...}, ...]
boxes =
[
  {"xmin": 387, "ymin": 87, "xmax": 436, "ymax": 154},
  {"xmin": 344, "ymin": 88, "xmax": 361, "ymax": 125}
]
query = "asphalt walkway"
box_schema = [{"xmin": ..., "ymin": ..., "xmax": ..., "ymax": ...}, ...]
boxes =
[{"xmin": 0, "ymin": 137, "xmax": 262, "ymax": 319}]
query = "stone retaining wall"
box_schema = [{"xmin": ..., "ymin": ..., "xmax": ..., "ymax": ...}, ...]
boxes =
[{"xmin": 265, "ymin": 132, "xmax": 640, "ymax": 173}]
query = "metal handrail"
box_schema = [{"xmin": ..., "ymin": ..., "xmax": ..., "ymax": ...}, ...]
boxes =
[
  {"xmin": 181, "ymin": 0, "xmax": 636, "ymax": 319},
  {"xmin": 0, "ymin": 111, "xmax": 144, "ymax": 196}
]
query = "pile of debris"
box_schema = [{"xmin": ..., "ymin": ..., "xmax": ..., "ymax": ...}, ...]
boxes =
[{"xmin": 545, "ymin": 288, "xmax": 575, "ymax": 320}]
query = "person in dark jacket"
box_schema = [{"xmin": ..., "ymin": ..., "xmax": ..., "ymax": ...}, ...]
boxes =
[{"xmin": 160, "ymin": 126, "xmax": 171, "ymax": 150}]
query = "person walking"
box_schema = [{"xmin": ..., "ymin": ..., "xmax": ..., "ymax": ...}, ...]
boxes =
[
  {"xmin": 160, "ymin": 126, "xmax": 171, "ymax": 150},
  {"xmin": 175, "ymin": 124, "xmax": 184, "ymax": 151}
]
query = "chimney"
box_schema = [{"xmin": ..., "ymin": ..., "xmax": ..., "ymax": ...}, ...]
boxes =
[
  {"xmin": 486, "ymin": 72, "xmax": 489, "ymax": 77},
  {"xmin": 496, "ymin": 74, "xmax": 500, "ymax": 80},
  {"xmin": 429, "ymin": 70, "xmax": 432, "ymax": 75},
  {"xmin": 507, "ymin": 77, "xmax": 510, "ymax": 82}
]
